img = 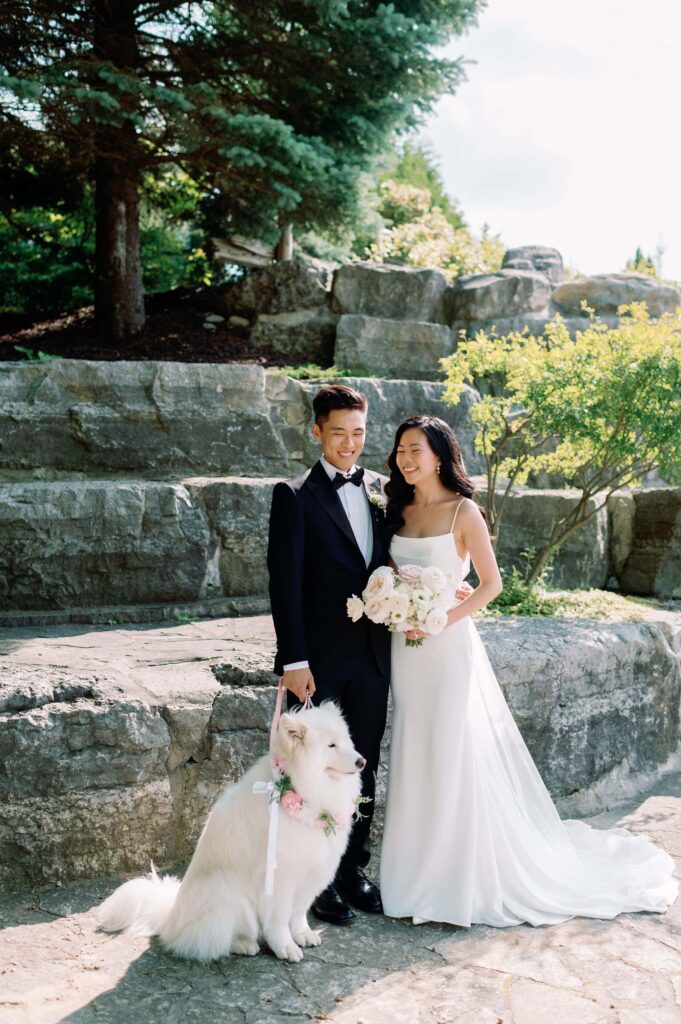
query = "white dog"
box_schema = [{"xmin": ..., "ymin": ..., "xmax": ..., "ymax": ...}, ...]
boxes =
[{"xmin": 97, "ymin": 702, "xmax": 365, "ymax": 962}]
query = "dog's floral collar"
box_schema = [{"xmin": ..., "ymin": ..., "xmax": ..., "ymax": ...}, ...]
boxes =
[
  {"xmin": 271, "ymin": 757, "xmax": 370, "ymax": 837},
  {"xmin": 253, "ymin": 756, "xmax": 372, "ymax": 896}
]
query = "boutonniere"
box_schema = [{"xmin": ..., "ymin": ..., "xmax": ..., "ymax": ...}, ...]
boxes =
[{"xmin": 369, "ymin": 492, "xmax": 387, "ymax": 510}]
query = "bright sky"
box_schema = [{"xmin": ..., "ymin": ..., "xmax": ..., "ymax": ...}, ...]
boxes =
[{"xmin": 424, "ymin": 0, "xmax": 681, "ymax": 279}]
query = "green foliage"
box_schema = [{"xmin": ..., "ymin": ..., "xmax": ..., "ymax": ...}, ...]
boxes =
[
  {"xmin": 442, "ymin": 304, "xmax": 681, "ymax": 588},
  {"xmin": 486, "ymin": 566, "xmax": 554, "ymax": 617},
  {"xmin": 1, "ymin": 0, "xmax": 485, "ymax": 316},
  {"xmin": 0, "ymin": 167, "xmax": 218, "ymax": 314},
  {"xmin": 386, "ymin": 142, "xmax": 465, "ymax": 230},
  {"xmin": 625, "ymin": 246, "xmax": 657, "ymax": 277},
  {"xmin": 486, "ymin": 549, "xmax": 554, "ymax": 616},
  {"xmin": 346, "ymin": 139, "xmax": 502, "ymax": 277},
  {"xmin": 0, "ymin": 204, "xmax": 94, "ymax": 315},
  {"xmin": 483, "ymin": 584, "xmax": 662, "ymax": 621},
  {"xmin": 369, "ymin": 183, "xmax": 503, "ymax": 278},
  {"xmin": 13, "ymin": 345, "xmax": 60, "ymax": 362}
]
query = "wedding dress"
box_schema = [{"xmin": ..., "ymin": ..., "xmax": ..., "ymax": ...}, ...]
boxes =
[{"xmin": 380, "ymin": 500, "xmax": 677, "ymax": 927}]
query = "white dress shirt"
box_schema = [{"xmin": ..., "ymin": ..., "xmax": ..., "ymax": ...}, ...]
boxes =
[{"xmin": 283, "ymin": 456, "xmax": 374, "ymax": 673}]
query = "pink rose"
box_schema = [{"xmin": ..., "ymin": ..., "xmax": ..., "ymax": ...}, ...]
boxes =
[{"xmin": 281, "ymin": 790, "xmax": 303, "ymax": 816}]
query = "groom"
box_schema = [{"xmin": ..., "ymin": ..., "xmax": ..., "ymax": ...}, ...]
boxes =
[{"xmin": 267, "ymin": 383, "xmax": 390, "ymax": 925}]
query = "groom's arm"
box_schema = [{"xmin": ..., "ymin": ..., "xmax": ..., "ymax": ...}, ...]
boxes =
[{"xmin": 267, "ymin": 481, "xmax": 311, "ymax": 678}]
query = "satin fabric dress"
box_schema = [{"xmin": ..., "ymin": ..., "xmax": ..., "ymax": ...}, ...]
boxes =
[{"xmin": 380, "ymin": 515, "xmax": 677, "ymax": 927}]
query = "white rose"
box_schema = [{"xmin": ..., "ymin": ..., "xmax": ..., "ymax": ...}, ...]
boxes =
[
  {"xmin": 397, "ymin": 563, "xmax": 423, "ymax": 585},
  {"xmin": 424, "ymin": 608, "xmax": 449, "ymax": 635},
  {"xmin": 387, "ymin": 591, "xmax": 410, "ymax": 616},
  {"xmin": 421, "ymin": 566, "xmax": 447, "ymax": 593},
  {"xmin": 365, "ymin": 598, "xmax": 391, "ymax": 624},
  {"xmin": 346, "ymin": 595, "xmax": 365, "ymax": 623},
  {"xmin": 434, "ymin": 588, "xmax": 455, "ymax": 609},
  {"xmin": 363, "ymin": 566, "xmax": 394, "ymax": 602}
]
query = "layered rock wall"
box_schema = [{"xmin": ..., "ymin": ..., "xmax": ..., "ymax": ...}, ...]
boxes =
[
  {"xmin": 1, "ymin": 477, "xmax": 679, "ymax": 613},
  {"xmin": 0, "ymin": 361, "xmax": 482, "ymax": 479},
  {"xmin": 2, "ymin": 614, "xmax": 679, "ymax": 886}
]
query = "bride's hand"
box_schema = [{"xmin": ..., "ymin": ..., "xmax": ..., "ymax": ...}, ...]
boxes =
[
  {"xmin": 405, "ymin": 628, "xmax": 428, "ymax": 641},
  {"xmin": 455, "ymin": 581, "xmax": 474, "ymax": 601}
]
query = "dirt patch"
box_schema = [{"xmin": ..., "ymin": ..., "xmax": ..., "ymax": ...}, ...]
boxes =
[{"xmin": 0, "ymin": 289, "xmax": 304, "ymax": 366}]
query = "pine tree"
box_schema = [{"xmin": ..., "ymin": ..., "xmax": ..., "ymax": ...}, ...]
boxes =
[{"xmin": 1, "ymin": 1, "xmax": 484, "ymax": 340}]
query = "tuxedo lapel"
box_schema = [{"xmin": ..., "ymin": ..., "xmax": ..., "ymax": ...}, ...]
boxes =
[{"xmin": 306, "ymin": 461, "xmax": 362, "ymax": 555}]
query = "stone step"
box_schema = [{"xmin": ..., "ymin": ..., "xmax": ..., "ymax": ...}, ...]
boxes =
[
  {"xmin": 0, "ymin": 359, "xmax": 482, "ymax": 479},
  {"xmin": 1, "ymin": 476, "xmax": 679, "ymax": 615},
  {"xmin": 2, "ymin": 611, "xmax": 679, "ymax": 885}
]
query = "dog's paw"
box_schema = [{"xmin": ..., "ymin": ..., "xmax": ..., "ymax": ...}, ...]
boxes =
[
  {"xmin": 280, "ymin": 941, "xmax": 304, "ymax": 963},
  {"xmin": 293, "ymin": 927, "xmax": 322, "ymax": 948},
  {"xmin": 232, "ymin": 937, "xmax": 259, "ymax": 956}
]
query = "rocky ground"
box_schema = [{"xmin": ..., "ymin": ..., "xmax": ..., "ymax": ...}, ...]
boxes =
[{"xmin": 1, "ymin": 775, "xmax": 680, "ymax": 1024}]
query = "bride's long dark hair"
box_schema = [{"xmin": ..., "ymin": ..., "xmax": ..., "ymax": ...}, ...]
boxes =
[{"xmin": 385, "ymin": 416, "xmax": 482, "ymax": 540}]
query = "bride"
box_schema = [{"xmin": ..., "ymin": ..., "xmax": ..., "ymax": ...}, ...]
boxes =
[{"xmin": 379, "ymin": 415, "xmax": 677, "ymax": 927}]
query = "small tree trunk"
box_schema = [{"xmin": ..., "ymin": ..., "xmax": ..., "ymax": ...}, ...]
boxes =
[
  {"xmin": 93, "ymin": 0, "xmax": 145, "ymax": 341},
  {"xmin": 275, "ymin": 222, "xmax": 294, "ymax": 261},
  {"xmin": 94, "ymin": 148, "xmax": 145, "ymax": 341},
  {"xmin": 525, "ymin": 543, "xmax": 556, "ymax": 591}
]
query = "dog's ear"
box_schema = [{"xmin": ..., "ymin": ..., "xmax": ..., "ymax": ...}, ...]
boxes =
[{"xmin": 279, "ymin": 713, "xmax": 308, "ymax": 746}]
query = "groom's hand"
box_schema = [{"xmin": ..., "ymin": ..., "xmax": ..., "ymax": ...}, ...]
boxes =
[
  {"xmin": 455, "ymin": 581, "xmax": 474, "ymax": 601},
  {"xmin": 283, "ymin": 667, "xmax": 316, "ymax": 703}
]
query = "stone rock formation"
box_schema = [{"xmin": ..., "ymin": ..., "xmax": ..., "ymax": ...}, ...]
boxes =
[
  {"xmin": 616, "ymin": 488, "xmax": 681, "ymax": 598},
  {"xmin": 446, "ymin": 269, "xmax": 552, "ymax": 322},
  {"xmin": 501, "ymin": 245, "xmax": 565, "ymax": 285},
  {"xmin": 552, "ymin": 273, "xmax": 681, "ymax": 318},
  {"xmin": 332, "ymin": 263, "xmax": 448, "ymax": 323},
  {"xmin": 334, "ymin": 314, "xmax": 453, "ymax": 379},
  {"xmin": 250, "ymin": 306, "xmax": 337, "ymax": 365},
  {"xmin": 219, "ymin": 253, "xmax": 335, "ymax": 318}
]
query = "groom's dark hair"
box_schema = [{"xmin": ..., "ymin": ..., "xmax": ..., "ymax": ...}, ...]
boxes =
[{"xmin": 313, "ymin": 383, "xmax": 368, "ymax": 425}]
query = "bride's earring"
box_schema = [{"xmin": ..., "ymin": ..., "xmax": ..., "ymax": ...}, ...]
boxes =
[{"xmin": 436, "ymin": 465, "xmax": 441, "ymax": 475}]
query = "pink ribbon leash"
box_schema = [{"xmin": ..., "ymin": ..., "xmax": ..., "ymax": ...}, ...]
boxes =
[
  {"xmin": 256, "ymin": 680, "xmax": 314, "ymax": 896},
  {"xmin": 269, "ymin": 679, "xmax": 314, "ymax": 752}
]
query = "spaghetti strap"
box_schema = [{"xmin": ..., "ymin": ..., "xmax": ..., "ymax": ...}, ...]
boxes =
[{"xmin": 449, "ymin": 497, "xmax": 468, "ymax": 533}]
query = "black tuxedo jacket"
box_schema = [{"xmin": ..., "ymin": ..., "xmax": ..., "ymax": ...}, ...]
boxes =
[{"xmin": 267, "ymin": 460, "xmax": 391, "ymax": 683}]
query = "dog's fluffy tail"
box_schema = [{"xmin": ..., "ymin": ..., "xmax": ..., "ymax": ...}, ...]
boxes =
[{"xmin": 97, "ymin": 863, "xmax": 180, "ymax": 938}]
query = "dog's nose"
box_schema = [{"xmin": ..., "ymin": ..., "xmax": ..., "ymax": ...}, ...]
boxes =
[{"xmin": 356, "ymin": 756, "xmax": 367, "ymax": 770}]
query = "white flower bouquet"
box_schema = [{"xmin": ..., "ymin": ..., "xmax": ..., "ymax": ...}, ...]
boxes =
[{"xmin": 347, "ymin": 564, "xmax": 455, "ymax": 648}]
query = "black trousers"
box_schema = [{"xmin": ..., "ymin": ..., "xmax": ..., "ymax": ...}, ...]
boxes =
[{"xmin": 288, "ymin": 665, "xmax": 389, "ymax": 875}]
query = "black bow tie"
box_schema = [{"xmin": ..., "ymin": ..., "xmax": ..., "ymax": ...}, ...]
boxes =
[{"xmin": 332, "ymin": 467, "xmax": 365, "ymax": 490}]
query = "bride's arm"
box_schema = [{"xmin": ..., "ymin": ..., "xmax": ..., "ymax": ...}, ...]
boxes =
[{"xmin": 445, "ymin": 503, "xmax": 502, "ymax": 626}]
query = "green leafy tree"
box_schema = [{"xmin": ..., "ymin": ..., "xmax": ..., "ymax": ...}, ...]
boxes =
[
  {"xmin": 0, "ymin": 169, "xmax": 214, "ymax": 315},
  {"xmin": 367, "ymin": 176, "xmax": 502, "ymax": 277},
  {"xmin": 1, "ymin": 0, "xmax": 483, "ymax": 340},
  {"xmin": 442, "ymin": 305, "xmax": 681, "ymax": 589},
  {"xmin": 388, "ymin": 141, "xmax": 465, "ymax": 230}
]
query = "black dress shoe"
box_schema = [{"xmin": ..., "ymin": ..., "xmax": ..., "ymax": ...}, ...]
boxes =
[
  {"xmin": 311, "ymin": 884, "xmax": 356, "ymax": 925},
  {"xmin": 336, "ymin": 868, "xmax": 383, "ymax": 914}
]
